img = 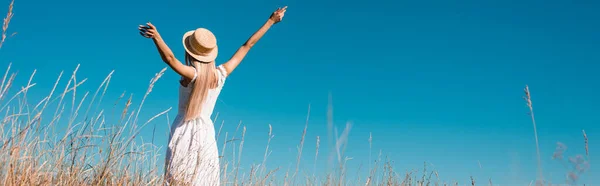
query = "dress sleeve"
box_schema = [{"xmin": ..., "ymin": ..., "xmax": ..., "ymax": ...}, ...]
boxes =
[
  {"xmin": 190, "ymin": 66, "xmax": 198, "ymax": 83},
  {"xmin": 216, "ymin": 65, "xmax": 228, "ymax": 86}
]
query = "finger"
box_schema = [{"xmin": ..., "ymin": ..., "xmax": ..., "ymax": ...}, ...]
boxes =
[
  {"xmin": 146, "ymin": 29, "xmax": 156, "ymax": 35},
  {"xmin": 139, "ymin": 31, "xmax": 151, "ymax": 38},
  {"xmin": 140, "ymin": 31, "xmax": 150, "ymax": 37},
  {"xmin": 139, "ymin": 29, "xmax": 153, "ymax": 37},
  {"xmin": 139, "ymin": 29, "xmax": 150, "ymax": 35},
  {"xmin": 139, "ymin": 28, "xmax": 151, "ymax": 34},
  {"xmin": 147, "ymin": 22, "xmax": 155, "ymax": 29}
]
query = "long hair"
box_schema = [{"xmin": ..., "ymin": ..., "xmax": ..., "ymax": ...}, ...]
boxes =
[{"xmin": 184, "ymin": 53, "xmax": 218, "ymax": 121}]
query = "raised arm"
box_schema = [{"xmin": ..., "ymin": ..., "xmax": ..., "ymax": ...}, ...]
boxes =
[
  {"xmin": 139, "ymin": 22, "xmax": 196, "ymax": 80},
  {"xmin": 222, "ymin": 6, "xmax": 287, "ymax": 76}
]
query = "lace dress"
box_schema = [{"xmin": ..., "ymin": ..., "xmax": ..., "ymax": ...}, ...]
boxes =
[{"xmin": 164, "ymin": 65, "xmax": 227, "ymax": 186}]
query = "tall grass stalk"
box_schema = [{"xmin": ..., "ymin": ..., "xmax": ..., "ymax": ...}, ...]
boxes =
[{"xmin": 524, "ymin": 85, "xmax": 543, "ymax": 184}]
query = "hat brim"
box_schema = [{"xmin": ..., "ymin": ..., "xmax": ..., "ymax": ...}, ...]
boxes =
[{"xmin": 182, "ymin": 30, "xmax": 218, "ymax": 63}]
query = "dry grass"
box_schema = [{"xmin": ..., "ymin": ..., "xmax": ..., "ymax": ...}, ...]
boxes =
[
  {"xmin": 0, "ymin": 1, "xmax": 593, "ymax": 186},
  {"xmin": 0, "ymin": 0, "xmax": 14, "ymax": 49},
  {"xmin": 524, "ymin": 85, "xmax": 543, "ymax": 185},
  {"xmin": 5, "ymin": 67, "xmax": 593, "ymax": 186}
]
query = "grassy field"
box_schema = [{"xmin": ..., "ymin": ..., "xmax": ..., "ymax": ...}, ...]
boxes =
[{"xmin": 0, "ymin": 1, "xmax": 592, "ymax": 185}]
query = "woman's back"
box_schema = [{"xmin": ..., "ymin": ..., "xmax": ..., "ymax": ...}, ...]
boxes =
[{"xmin": 177, "ymin": 65, "xmax": 228, "ymax": 120}]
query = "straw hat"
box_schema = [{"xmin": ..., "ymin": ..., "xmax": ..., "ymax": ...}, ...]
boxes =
[{"xmin": 182, "ymin": 28, "xmax": 218, "ymax": 62}]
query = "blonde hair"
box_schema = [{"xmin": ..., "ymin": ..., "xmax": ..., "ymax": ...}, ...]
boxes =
[{"xmin": 184, "ymin": 53, "xmax": 218, "ymax": 121}]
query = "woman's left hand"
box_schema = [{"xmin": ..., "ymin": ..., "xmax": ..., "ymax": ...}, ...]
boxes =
[{"xmin": 139, "ymin": 22, "xmax": 159, "ymax": 39}]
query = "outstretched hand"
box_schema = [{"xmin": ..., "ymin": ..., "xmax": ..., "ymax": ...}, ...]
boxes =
[
  {"xmin": 269, "ymin": 6, "xmax": 287, "ymax": 24},
  {"xmin": 139, "ymin": 22, "xmax": 158, "ymax": 39}
]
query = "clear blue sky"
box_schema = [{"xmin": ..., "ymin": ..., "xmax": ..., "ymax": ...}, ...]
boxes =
[{"xmin": 1, "ymin": 0, "xmax": 599, "ymax": 184}]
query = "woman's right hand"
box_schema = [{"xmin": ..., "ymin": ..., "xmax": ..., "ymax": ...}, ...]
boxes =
[
  {"xmin": 269, "ymin": 6, "xmax": 287, "ymax": 24},
  {"xmin": 139, "ymin": 22, "xmax": 159, "ymax": 39}
]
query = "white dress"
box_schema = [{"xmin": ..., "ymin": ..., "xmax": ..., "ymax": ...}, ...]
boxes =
[{"xmin": 164, "ymin": 65, "xmax": 227, "ymax": 186}]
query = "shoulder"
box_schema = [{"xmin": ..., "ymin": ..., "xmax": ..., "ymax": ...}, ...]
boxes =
[
  {"xmin": 216, "ymin": 64, "xmax": 228, "ymax": 86},
  {"xmin": 217, "ymin": 65, "xmax": 228, "ymax": 78}
]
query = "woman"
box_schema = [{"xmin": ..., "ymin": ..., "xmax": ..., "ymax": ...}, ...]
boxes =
[{"xmin": 139, "ymin": 6, "xmax": 287, "ymax": 185}]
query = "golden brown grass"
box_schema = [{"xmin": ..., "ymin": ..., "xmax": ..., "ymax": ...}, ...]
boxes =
[
  {"xmin": 0, "ymin": 61, "xmax": 454, "ymax": 185},
  {"xmin": 0, "ymin": 60, "xmax": 172, "ymax": 185},
  {"xmin": 0, "ymin": 1, "xmax": 593, "ymax": 185}
]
